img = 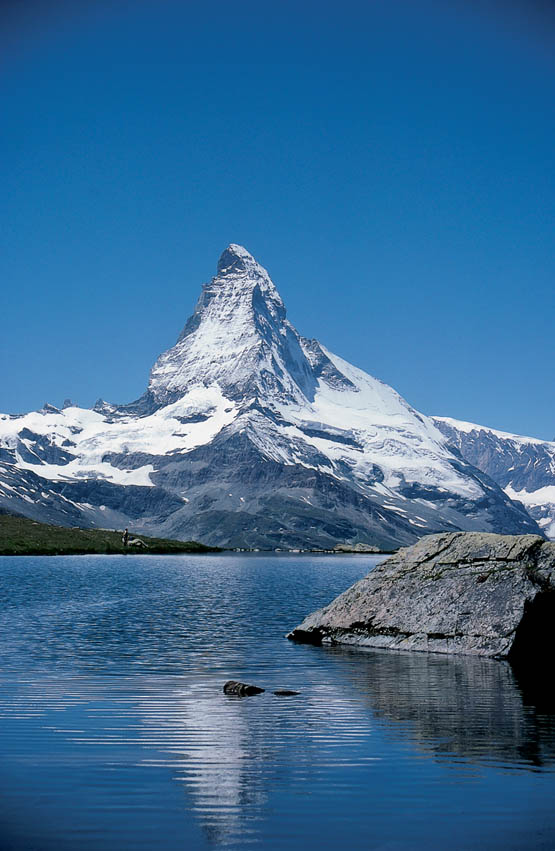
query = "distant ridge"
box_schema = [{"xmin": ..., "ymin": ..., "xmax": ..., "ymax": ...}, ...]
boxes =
[{"xmin": 434, "ymin": 417, "xmax": 555, "ymax": 539}]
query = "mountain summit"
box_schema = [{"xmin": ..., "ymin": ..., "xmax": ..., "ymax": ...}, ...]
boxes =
[
  {"xmin": 146, "ymin": 244, "xmax": 318, "ymax": 408},
  {"xmin": 0, "ymin": 246, "xmax": 542, "ymax": 549}
]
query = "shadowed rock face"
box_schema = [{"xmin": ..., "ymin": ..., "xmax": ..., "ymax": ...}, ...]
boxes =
[{"xmin": 288, "ymin": 532, "xmax": 555, "ymax": 658}]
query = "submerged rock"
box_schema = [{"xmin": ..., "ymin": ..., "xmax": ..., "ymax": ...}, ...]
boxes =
[
  {"xmin": 223, "ymin": 680, "xmax": 265, "ymax": 697},
  {"xmin": 288, "ymin": 532, "xmax": 555, "ymax": 659},
  {"xmin": 273, "ymin": 689, "xmax": 300, "ymax": 696}
]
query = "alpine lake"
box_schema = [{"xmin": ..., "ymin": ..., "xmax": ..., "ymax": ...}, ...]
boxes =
[{"xmin": 1, "ymin": 552, "xmax": 554, "ymax": 851}]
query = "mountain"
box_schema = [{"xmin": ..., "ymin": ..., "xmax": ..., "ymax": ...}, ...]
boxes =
[
  {"xmin": 433, "ymin": 417, "xmax": 555, "ymax": 539},
  {"xmin": 0, "ymin": 244, "xmax": 541, "ymax": 549}
]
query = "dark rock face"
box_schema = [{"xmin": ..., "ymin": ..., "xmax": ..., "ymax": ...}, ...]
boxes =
[
  {"xmin": 0, "ymin": 462, "xmax": 186, "ymax": 533},
  {"xmin": 127, "ymin": 420, "xmax": 538, "ymax": 550},
  {"xmin": 433, "ymin": 420, "xmax": 554, "ymax": 492},
  {"xmin": 288, "ymin": 532, "xmax": 555, "ymax": 658},
  {"xmin": 223, "ymin": 681, "xmax": 265, "ymax": 697},
  {"xmin": 16, "ymin": 428, "xmax": 76, "ymax": 465}
]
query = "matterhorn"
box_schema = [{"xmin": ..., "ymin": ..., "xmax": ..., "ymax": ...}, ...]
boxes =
[{"xmin": 0, "ymin": 245, "xmax": 540, "ymax": 549}]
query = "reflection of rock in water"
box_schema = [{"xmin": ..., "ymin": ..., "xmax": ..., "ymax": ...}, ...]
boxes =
[
  {"xmin": 512, "ymin": 660, "xmax": 555, "ymax": 714},
  {"xmin": 323, "ymin": 646, "xmax": 555, "ymax": 770}
]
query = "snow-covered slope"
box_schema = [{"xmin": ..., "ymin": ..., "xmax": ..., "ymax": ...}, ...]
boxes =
[
  {"xmin": 148, "ymin": 244, "xmax": 321, "ymax": 407},
  {"xmin": 433, "ymin": 417, "xmax": 555, "ymax": 539},
  {"xmin": 0, "ymin": 245, "xmax": 540, "ymax": 548}
]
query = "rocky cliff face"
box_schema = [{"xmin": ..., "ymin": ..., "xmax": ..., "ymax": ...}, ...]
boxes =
[
  {"xmin": 434, "ymin": 417, "xmax": 555, "ymax": 539},
  {"xmin": 0, "ymin": 245, "xmax": 543, "ymax": 549},
  {"xmin": 288, "ymin": 532, "xmax": 555, "ymax": 657}
]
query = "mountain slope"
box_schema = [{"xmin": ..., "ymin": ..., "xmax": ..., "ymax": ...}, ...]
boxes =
[
  {"xmin": 433, "ymin": 417, "xmax": 555, "ymax": 539},
  {"xmin": 0, "ymin": 245, "xmax": 541, "ymax": 549}
]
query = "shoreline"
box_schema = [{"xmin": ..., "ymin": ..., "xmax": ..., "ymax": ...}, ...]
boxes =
[
  {"xmin": 0, "ymin": 513, "xmax": 395, "ymax": 557},
  {"xmin": 0, "ymin": 514, "xmax": 219, "ymax": 557}
]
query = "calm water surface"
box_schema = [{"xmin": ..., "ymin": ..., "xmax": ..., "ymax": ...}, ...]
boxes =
[{"xmin": 0, "ymin": 553, "xmax": 554, "ymax": 851}]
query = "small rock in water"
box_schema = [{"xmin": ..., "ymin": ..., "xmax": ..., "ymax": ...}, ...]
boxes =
[
  {"xmin": 223, "ymin": 680, "xmax": 265, "ymax": 697},
  {"xmin": 273, "ymin": 689, "xmax": 300, "ymax": 696}
]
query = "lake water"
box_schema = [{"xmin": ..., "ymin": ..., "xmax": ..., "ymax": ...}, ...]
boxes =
[{"xmin": 0, "ymin": 553, "xmax": 554, "ymax": 851}]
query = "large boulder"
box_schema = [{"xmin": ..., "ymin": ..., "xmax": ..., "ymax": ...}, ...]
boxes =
[{"xmin": 288, "ymin": 532, "xmax": 555, "ymax": 659}]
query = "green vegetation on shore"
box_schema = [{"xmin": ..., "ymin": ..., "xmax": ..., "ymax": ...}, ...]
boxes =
[{"xmin": 0, "ymin": 513, "xmax": 218, "ymax": 556}]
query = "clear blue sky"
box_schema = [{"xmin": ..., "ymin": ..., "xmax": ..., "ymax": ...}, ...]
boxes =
[{"xmin": 1, "ymin": 0, "xmax": 554, "ymax": 439}]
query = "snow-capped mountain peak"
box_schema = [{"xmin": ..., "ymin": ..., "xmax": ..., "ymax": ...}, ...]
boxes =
[
  {"xmin": 217, "ymin": 243, "xmax": 273, "ymax": 278},
  {"xmin": 0, "ymin": 244, "xmax": 543, "ymax": 549},
  {"xmin": 198, "ymin": 244, "xmax": 286, "ymax": 326},
  {"xmin": 147, "ymin": 244, "xmax": 316, "ymax": 407}
]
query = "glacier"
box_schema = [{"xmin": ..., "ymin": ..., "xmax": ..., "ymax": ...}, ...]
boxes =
[{"xmin": 0, "ymin": 244, "xmax": 541, "ymax": 549}]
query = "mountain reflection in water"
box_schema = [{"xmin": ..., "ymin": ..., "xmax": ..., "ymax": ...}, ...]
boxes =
[{"xmin": 137, "ymin": 674, "xmax": 376, "ymax": 846}]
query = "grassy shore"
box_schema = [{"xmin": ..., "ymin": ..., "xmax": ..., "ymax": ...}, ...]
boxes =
[{"xmin": 0, "ymin": 513, "xmax": 218, "ymax": 556}]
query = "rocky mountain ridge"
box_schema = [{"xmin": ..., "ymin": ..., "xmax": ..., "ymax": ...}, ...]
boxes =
[{"xmin": 433, "ymin": 417, "xmax": 555, "ymax": 539}]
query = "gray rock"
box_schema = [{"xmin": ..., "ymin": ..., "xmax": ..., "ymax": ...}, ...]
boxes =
[
  {"xmin": 223, "ymin": 680, "xmax": 265, "ymax": 697},
  {"xmin": 288, "ymin": 532, "xmax": 555, "ymax": 659}
]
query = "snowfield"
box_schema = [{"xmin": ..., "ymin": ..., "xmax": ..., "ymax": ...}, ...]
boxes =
[{"xmin": 0, "ymin": 388, "xmax": 237, "ymax": 487}]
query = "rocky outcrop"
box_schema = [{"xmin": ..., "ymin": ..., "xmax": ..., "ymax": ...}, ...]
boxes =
[
  {"xmin": 288, "ymin": 532, "xmax": 555, "ymax": 659},
  {"xmin": 333, "ymin": 542, "xmax": 382, "ymax": 553}
]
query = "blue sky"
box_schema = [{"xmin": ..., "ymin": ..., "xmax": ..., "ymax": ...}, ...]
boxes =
[{"xmin": 1, "ymin": 0, "xmax": 554, "ymax": 438}]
